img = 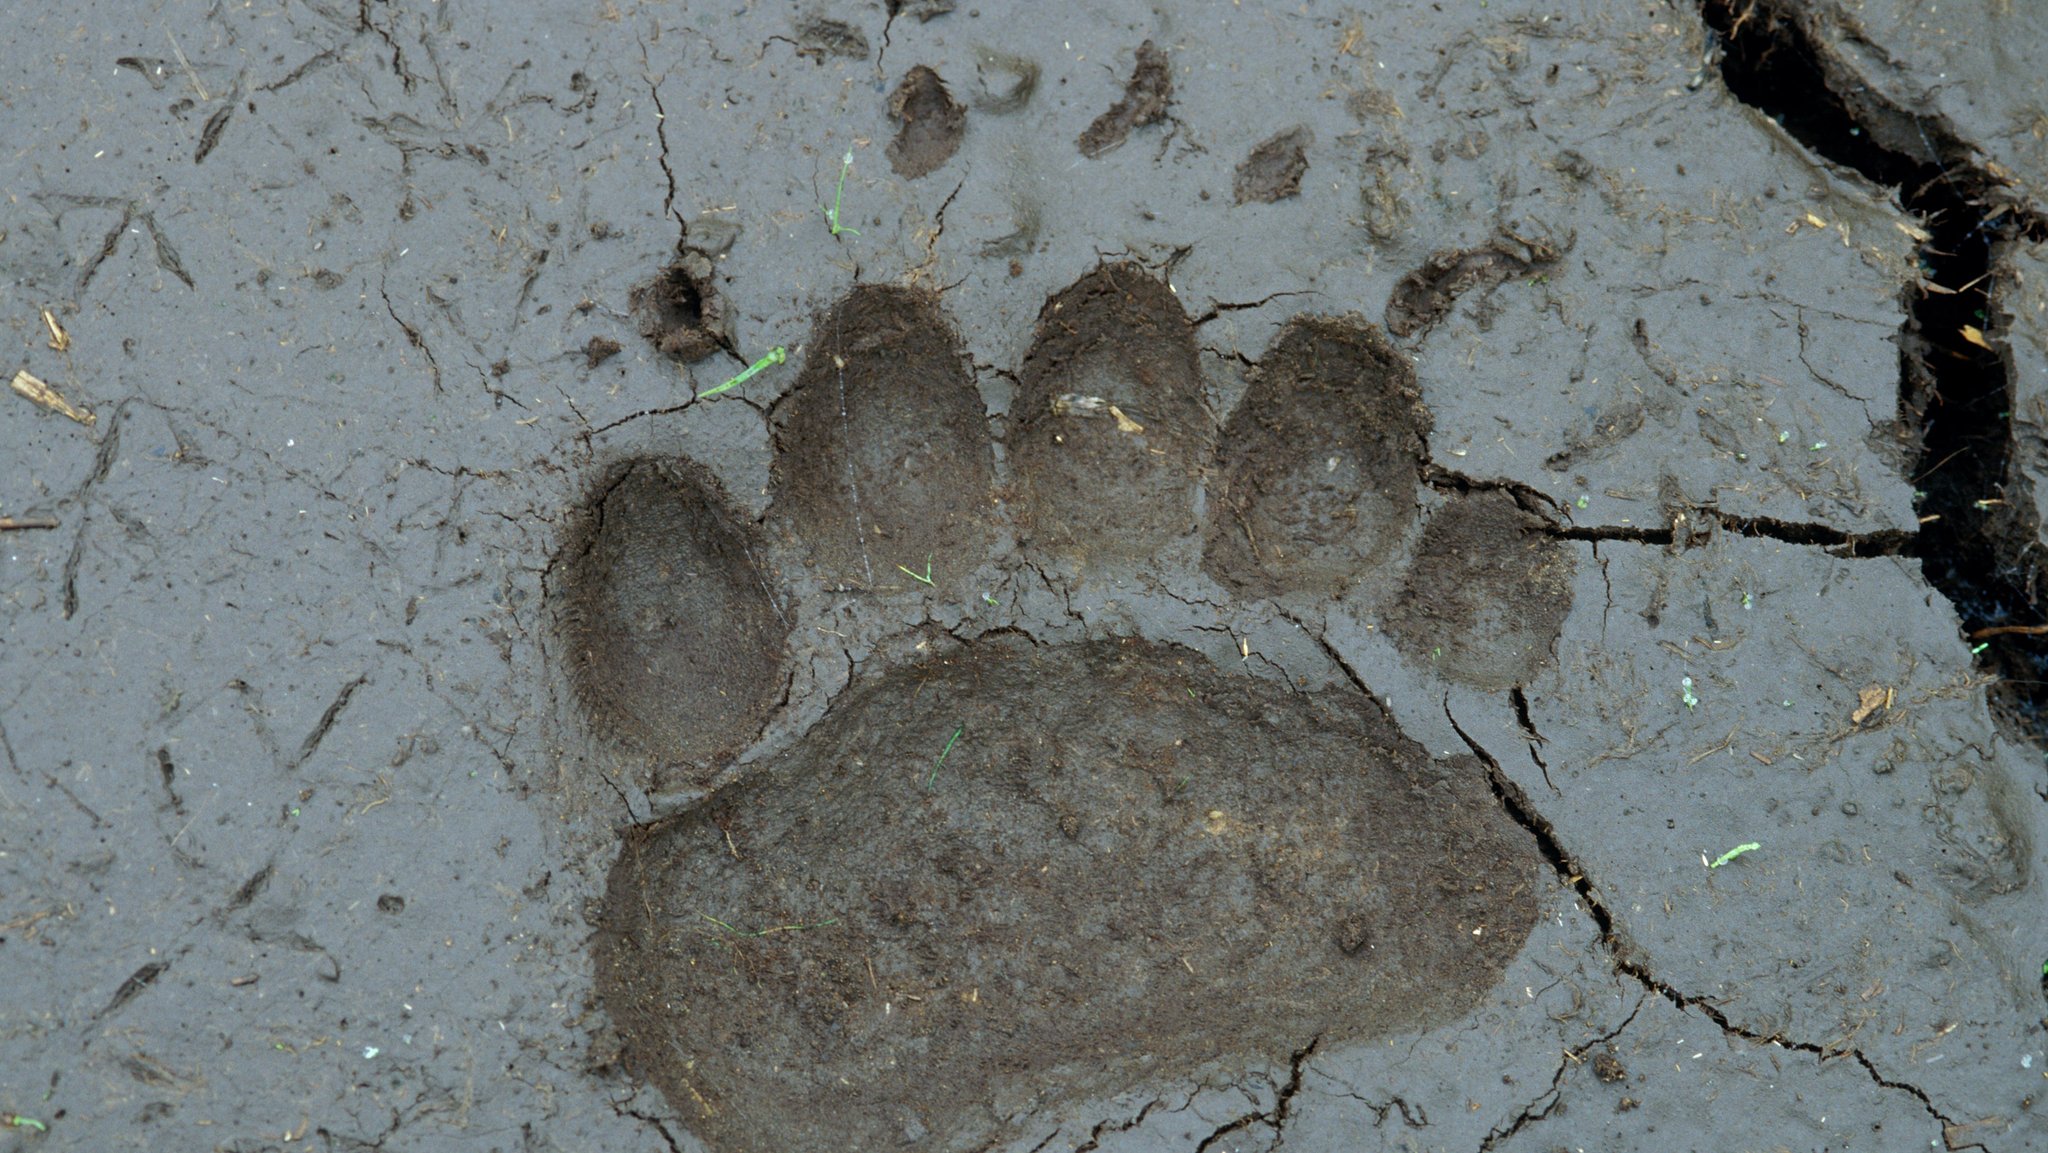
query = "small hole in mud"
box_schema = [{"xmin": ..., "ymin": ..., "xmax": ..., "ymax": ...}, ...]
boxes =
[
  {"xmin": 376, "ymin": 894, "xmax": 405, "ymax": 914},
  {"xmin": 631, "ymin": 251, "xmax": 730, "ymax": 363}
]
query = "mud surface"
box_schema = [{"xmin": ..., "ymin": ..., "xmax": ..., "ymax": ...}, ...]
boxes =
[{"xmin": 5, "ymin": 2, "xmax": 2048, "ymax": 1152}]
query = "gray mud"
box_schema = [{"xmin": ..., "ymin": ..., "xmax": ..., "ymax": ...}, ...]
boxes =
[{"xmin": 3, "ymin": 3, "xmax": 2045, "ymax": 1151}]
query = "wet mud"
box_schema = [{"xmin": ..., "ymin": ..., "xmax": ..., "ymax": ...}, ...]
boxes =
[
  {"xmin": 6, "ymin": 2, "xmax": 2047, "ymax": 1151},
  {"xmin": 599, "ymin": 637, "xmax": 1537, "ymax": 1153},
  {"xmin": 1010, "ymin": 262, "xmax": 1214, "ymax": 565}
]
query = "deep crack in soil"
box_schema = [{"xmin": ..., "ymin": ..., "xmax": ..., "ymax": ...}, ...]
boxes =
[{"xmin": 1702, "ymin": 0, "xmax": 2048, "ymax": 744}]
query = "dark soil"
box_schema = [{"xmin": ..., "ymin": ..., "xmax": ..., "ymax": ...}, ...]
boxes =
[
  {"xmin": 1233, "ymin": 127, "xmax": 1312, "ymax": 205},
  {"xmin": 1076, "ymin": 40, "xmax": 1173, "ymax": 158},
  {"xmin": 1010, "ymin": 262, "xmax": 1213, "ymax": 565},
  {"xmin": 1204, "ymin": 314, "xmax": 1428, "ymax": 599},
  {"xmin": 597, "ymin": 636, "xmax": 1538, "ymax": 1153},
  {"xmin": 632, "ymin": 250, "xmax": 733, "ymax": 363},
  {"xmin": 886, "ymin": 65, "xmax": 967, "ymax": 179},
  {"xmin": 769, "ymin": 285, "xmax": 996, "ymax": 591},
  {"xmin": 551, "ymin": 459, "xmax": 788, "ymax": 785}
]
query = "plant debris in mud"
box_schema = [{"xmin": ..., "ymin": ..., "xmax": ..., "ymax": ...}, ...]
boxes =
[
  {"xmin": 1077, "ymin": 39, "xmax": 1172, "ymax": 158},
  {"xmin": 1383, "ymin": 229, "xmax": 1566, "ymax": 339},
  {"xmin": 886, "ymin": 65, "xmax": 966, "ymax": 178},
  {"xmin": 1234, "ymin": 126, "xmax": 1313, "ymax": 204}
]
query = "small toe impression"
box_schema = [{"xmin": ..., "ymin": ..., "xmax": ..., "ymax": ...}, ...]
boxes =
[
  {"xmin": 552, "ymin": 459, "xmax": 787, "ymax": 778},
  {"xmin": 886, "ymin": 65, "xmax": 967, "ymax": 178},
  {"xmin": 771, "ymin": 285, "xmax": 996, "ymax": 592},
  {"xmin": 1011, "ymin": 263, "xmax": 1214, "ymax": 564},
  {"xmin": 1387, "ymin": 490, "xmax": 1575, "ymax": 690},
  {"xmin": 596, "ymin": 637, "xmax": 1540, "ymax": 1153},
  {"xmin": 1204, "ymin": 315, "xmax": 1429, "ymax": 598}
]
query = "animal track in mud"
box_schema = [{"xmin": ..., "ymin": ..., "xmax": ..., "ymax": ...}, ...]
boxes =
[
  {"xmin": 1011, "ymin": 262, "xmax": 1213, "ymax": 565},
  {"xmin": 555, "ymin": 263, "xmax": 1577, "ymax": 1152},
  {"xmin": 551, "ymin": 459, "xmax": 788, "ymax": 787}
]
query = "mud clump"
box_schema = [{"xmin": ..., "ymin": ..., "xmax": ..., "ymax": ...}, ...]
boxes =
[
  {"xmin": 794, "ymin": 18, "xmax": 868, "ymax": 60},
  {"xmin": 770, "ymin": 285, "xmax": 995, "ymax": 590},
  {"xmin": 596, "ymin": 636, "xmax": 1540, "ymax": 1153},
  {"xmin": 1384, "ymin": 233, "xmax": 1564, "ymax": 339},
  {"xmin": 1234, "ymin": 126, "xmax": 1312, "ymax": 204},
  {"xmin": 1388, "ymin": 490, "xmax": 1575, "ymax": 689},
  {"xmin": 582, "ymin": 335, "xmax": 621, "ymax": 368},
  {"xmin": 550, "ymin": 459, "xmax": 786, "ymax": 784},
  {"xmin": 1078, "ymin": 40, "xmax": 1172, "ymax": 157},
  {"xmin": 1205, "ymin": 315, "xmax": 1429, "ymax": 597},
  {"xmin": 632, "ymin": 250, "xmax": 731, "ymax": 363},
  {"xmin": 1010, "ymin": 262, "xmax": 1213, "ymax": 563},
  {"xmin": 886, "ymin": 65, "xmax": 967, "ymax": 178}
]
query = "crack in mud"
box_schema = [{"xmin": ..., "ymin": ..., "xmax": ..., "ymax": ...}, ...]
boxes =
[
  {"xmin": 1551, "ymin": 510, "xmax": 1912, "ymax": 556},
  {"xmin": 1700, "ymin": 0, "xmax": 2048, "ymax": 750},
  {"xmin": 1445, "ymin": 701, "xmax": 1978, "ymax": 1148},
  {"xmin": 1192, "ymin": 1036, "xmax": 1319, "ymax": 1152}
]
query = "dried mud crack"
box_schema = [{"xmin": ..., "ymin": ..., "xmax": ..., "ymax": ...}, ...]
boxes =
[
  {"xmin": 1702, "ymin": 0, "xmax": 2048, "ymax": 743},
  {"xmin": 1445, "ymin": 704, "xmax": 1980, "ymax": 1147}
]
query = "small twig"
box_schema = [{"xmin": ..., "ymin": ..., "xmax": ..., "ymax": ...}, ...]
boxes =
[
  {"xmin": 700, "ymin": 346, "xmax": 786, "ymax": 398},
  {"xmin": 1968, "ymin": 623, "xmax": 2048, "ymax": 639},
  {"xmin": 0, "ymin": 517, "xmax": 60, "ymax": 531},
  {"xmin": 700, "ymin": 913, "xmax": 839, "ymax": 937},
  {"xmin": 925, "ymin": 726, "xmax": 963, "ymax": 789}
]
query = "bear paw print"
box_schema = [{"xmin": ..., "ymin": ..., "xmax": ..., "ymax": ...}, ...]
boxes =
[{"xmin": 549, "ymin": 262, "xmax": 1575, "ymax": 1153}]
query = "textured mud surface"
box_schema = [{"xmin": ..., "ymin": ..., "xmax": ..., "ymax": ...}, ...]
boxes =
[
  {"xmin": 552, "ymin": 459, "xmax": 787, "ymax": 785},
  {"xmin": 601, "ymin": 638, "xmax": 1535, "ymax": 1153},
  {"xmin": 5, "ymin": 2, "xmax": 2048, "ymax": 1152}
]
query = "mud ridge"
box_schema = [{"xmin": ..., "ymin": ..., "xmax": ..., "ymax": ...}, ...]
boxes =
[{"xmin": 1700, "ymin": 0, "xmax": 2048, "ymax": 745}]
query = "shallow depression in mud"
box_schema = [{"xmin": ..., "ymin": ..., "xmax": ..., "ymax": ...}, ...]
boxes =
[{"xmin": 595, "ymin": 636, "xmax": 1541, "ymax": 1153}]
